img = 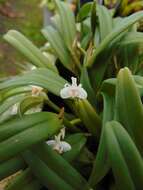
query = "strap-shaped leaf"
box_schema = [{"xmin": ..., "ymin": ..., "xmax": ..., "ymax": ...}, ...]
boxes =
[
  {"xmin": 75, "ymin": 100, "xmax": 101, "ymax": 138},
  {"xmin": 55, "ymin": 0, "xmax": 76, "ymax": 49},
  {"xmin": 88, "ymin": 91, "xmax": 115, "ymax": 187},
  {"xmin": 63, "ymin": 133, "xmax": 87, "ymax": 162},
  {"xmin": 42, "ymin": 27, "xmax": 74, "ymax": 72},
  {"xmin": 0, "ymin": 156, "xmax": 26, "ymax": 181},
  {"xmin": 97, "ymin": 4, "xmax": 113, "ymax": 41},
  {"xmin": 0, "ymin": 86, "xmax": 31, "ymax": 103},
  {"xmin": 88, "ymin": 11, "xmax": 143, "ymax": 66},
  {"xmin": 77, "ymin": 2, "xmax": 92, "ymax": 22},
  {"xmin": 23, "ymin": 150, "xmax": 74, "ymax": 190},
  {"xmin": 5, "ymin": 168, "xmax": 42, "ymax": 190},
  {"xmin": 119, "ymin": 32, "xmax": 143, "ymax": 45},
  {"xmin": 0, "ymin": 112, "xmax": 57, "ymax": 142},
  {"xmin": 0, "ymin": 113, "xmax": 62, "ymax": 161},
  {"xmin": 6, "ymin": 168, "xmax": 32, "ymax": 190},
  {"xmin": 18, "ymin": 96, "xmax": 44, "ymax": 115},
  {"xmin": 115, "ymin": 67, "xmax": 143, "ymax": 152},
  {"xmin": 0, "ymin": 95, "xmax": 25, "ymax": 115},
  {"xmin": 91, "ymin": 1, "xmax": 96, "ymax": 36},
  {"xmin": 0, "ymin": 68, "xmax": 67, "ymax": 96},
  {"xmin": 80, "ymin": 67, "xmax": 96, "ymax": 107},
  {"xmin": 105, "ymin": 121, "xmax": 143, "ymax": 189},
  {"xmin": 3, "ymin": 30, "xmax": 57, "ymax": 72},
  {"xmin": 32, "ymin": 142, "xmax": 90, "ymax": 190}
]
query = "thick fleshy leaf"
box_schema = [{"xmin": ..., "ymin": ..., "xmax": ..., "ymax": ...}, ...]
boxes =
[
  {"xmin": 74, "ymin": 100, "xmax": 101, "ymax": 138},
  {"xmin": 0, "ymin": 86, "xmax": 31, "ymax": 103},
  {"xmin": 91, "ymin": 1, "xmax": 97, "ymax": 36},
  {"xmin": 6, "ymin": 168, "xmax": 32, "ymax": 190},
  {"xmin": 115, "ymin": 67, "xmax": 143, "ymax": 152},
  {"xmin": 0, "ymin": 68, "xmax": 67, "ymax": 96},
  {"xmin": 80, "ymin": 67, "xmax": 96, "ymax": 107},
  {"xmin": 19, "ymin": 96, "xmax": 44, "ymax": 115},
  {"xmin": 120, "ymin": 32, "xmax": 143, "ymax": 45},
  {"xmin": 3, "ymin": 30, "xmax": 57, "ymax": 72},
  {"xmin": 97, "ymin": 4, "xmax": 113, "ymax": 41},
  {"xmin": 77, "ymin": 2, "xmax": 92, "ymax": 22},
  {"xmin": 88, "ymin": 90, "xmax": 115, "ymax": 187},
  {"xmin": 42, "ymin": 27, "xmax": 74, "ymax": 72},
  {"xmin": 0, "ymin": 113, "xmax": 62, "ymax": 161},
  {"xmin": 105, "ymin": 121, "xmax": 143, "ymax": 189},
  {"xmin": 23, "ymin": 150, "xmax": 75, "ymax": 190},
  {"xmin": 0, "ymin": 95, "xmax": 25, "ymax": 115},
  {"xmin": 0, "ymin": 156, "xmax": 26, "ymax": 181},
  {"xmin": 64, "ymin": 133, "xmax": 87, "ymax": 162},
  {"xmin": 88, "ymin": 11, "xmax": 143, "ymax": 66},
  {"xmin": 32, "ymin": 142, "xmax": 90, "ymax": 190},
  {"xmin": 0, "ymin": 112, "xmax": 58, "ymax": 142},
  {"xmin": 55, "ymin": 0, "xmax": 76, "ymax": 49}
]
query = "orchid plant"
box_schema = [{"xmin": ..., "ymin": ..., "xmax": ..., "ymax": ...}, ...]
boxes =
[
  {"xmin": 97, "ymin": 0, "xmax": 143, "ymax": 16},
  {"xmin": 1, "ymin": 0, "xmax": 143, "ymax": 190}
]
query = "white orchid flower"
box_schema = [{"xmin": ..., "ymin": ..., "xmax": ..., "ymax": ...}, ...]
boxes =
[
  {"xmin": 46, "ymin": 128, "xmax": 71, "ymax": 154},
  {"xmin": 60, "ymin": 77, "xmax": 87, "ymax": 99}
]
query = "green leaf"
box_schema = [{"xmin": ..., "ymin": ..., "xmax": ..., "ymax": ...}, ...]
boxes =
[
  {"xmin": 51, "ymin": 14, "xmax": 62, "ymax": 34},
  {"xmin": 0, "ymin": 156, "xmax": 26, "ymax": 181},
  {"xmin": 115, "ymin": 67, "xmax": 143, "ymax": 152},
  {"xmin": 55, "ymin": 0, "xmax": 76, "ymax": 49},
  {"xmin": 32, "ymin": 142, "xmax": 90, "ymax": 190},
  {"xmin": 119, "ymin": 32, "xmax": 143, "ymax": 45},
  {"xmin": 0, "ymin": 68, "xmax": 67, "ymax": 96},
  {"xmin": 0, "ymin": 86, "xmax": 31, "ymax": 103},
  {"xmin": 88, "ymin": 90, "xmax": 115, "ymax": 187},
  {"xmin": 23, "ymin": 150, "xmax": 74, "ymax": 190},
  {"xmin": 88, "ymin": 11, "xmax": 143, "ymax": 66},
  {"xmin": 6, "ymin": 168, "xmax": 32, "ymax": 190},
  {"xmin": 105, "ymin": 121, "xmax": 143, "ymax": 189},
  {"xmin": 80, "ymin": 67, "xmax": 96, "ymax": 107},
  {"xmin": 0, "ymin": 112, "xmax": 57, "ymax": 142},
  {"xmin": 3, "ymin": 30, "xmax": 57, "ymax": 72},
  {"xmin": 0, "ymin": 95, "xmax": 25, "ymax": 115},
  {"xmin": 63, "ymin": 133, "xmax": 87, "ymax": 162},
  {"xmin": 91, "ymin": 1, "xmax": 97, "ymax": 37},
  {"xmin": 42, "ymin": 27, "xmax": 74, "ymax": 72},
  {"xmin": 77, "ymin": 2, "xmax": 92, "ymax": 22},
  {"xmin": 97, "ymin": 4, "xmax": 113, "ymax": 41},
  {"xmin": 0, "ymin": 113, "xmax": 62, "ymax": 161},
  {"xmin": 19, "ymin": 96, "xmax": 44, "ymax": 115},
  {"xmin": 75, "ymin": 100, "xmax": 101, "ymax": 138},
  {"xmin": 116, "ymin": 42, "xmax": 139, "ymax": 72}
]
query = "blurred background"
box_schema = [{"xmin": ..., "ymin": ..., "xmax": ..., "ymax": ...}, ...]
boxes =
[{"xmin": 0, "ymin": 0, "xmax": 44, "ymax": 77}]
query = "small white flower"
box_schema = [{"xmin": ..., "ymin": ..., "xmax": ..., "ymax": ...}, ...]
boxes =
[
  {"xmin": 60, "ymin": 77, "xmax": 87, "ymax": 99},
  {"xmin": 46, "ymin": 128, "xmax": 71, "ymax": 154},
  {"xmin": 47, "ymin": 137, "xmax": 71, "ymax": 154}
]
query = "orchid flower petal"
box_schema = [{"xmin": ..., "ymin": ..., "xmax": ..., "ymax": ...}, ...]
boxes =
[{"xmin": 60, "ymin": 77, "xmax": 87, "ymax": 99}]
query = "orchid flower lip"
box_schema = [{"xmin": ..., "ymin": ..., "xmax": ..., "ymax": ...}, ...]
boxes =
[{"xmin": 60, "ymin": 77, "xmax": 87, "ymax": 99}]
